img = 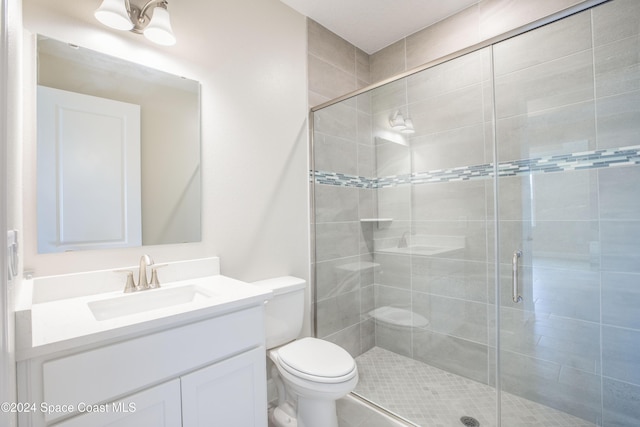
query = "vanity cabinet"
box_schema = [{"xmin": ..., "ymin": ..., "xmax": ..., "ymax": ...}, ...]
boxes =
[
  {"xmin": 181, "ymin": 347, "xmax": 266, "ymax": 426},
  {"xmin": 17, "ymin": 305, "xmax": 268, "ymax": 427},
  {"xmin": 53, "ymin": 348, "xmax": 265, "ymax": 427},
  {"xmin": 51, "ymin": 380, "xmax": 182, "ymax": 427}
]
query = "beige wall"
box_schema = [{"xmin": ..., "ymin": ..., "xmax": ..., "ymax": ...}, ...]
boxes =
[{"xmin": 16, "ymin": 0, "xmax": 309, "ymax": 286}]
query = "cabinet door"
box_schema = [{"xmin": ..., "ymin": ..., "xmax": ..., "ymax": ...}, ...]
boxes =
[
  {"xmin": 53, "ymin": 379, "xmax": 181, "ymax": 427},
  {"xmin": 181, "ymin": 347, "xmax": 267, "ymax": 427}
]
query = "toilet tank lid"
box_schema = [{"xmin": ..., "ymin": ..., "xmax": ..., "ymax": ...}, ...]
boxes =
[{"xmin": 252, "ymin": 276, "xmax": 306, "ymax": 296}]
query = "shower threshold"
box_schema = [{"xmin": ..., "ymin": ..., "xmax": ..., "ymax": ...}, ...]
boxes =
[{"xmin": 354, "ymin": 347, "xmax": 597, "ymax": 427}]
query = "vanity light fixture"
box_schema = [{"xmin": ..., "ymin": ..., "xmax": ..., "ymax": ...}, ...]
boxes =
[
  {"xmin": 389, "ymin": 111, "xmax": 415, "ymax": 134},
  {"xmin": 95, "ymin": 0, "xmax": 177, "ymax": 46}
]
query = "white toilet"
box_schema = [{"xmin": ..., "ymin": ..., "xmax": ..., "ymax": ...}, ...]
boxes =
[{"xmin": 253, "ymin": 276, "xmax": 358, "ymax": 427}]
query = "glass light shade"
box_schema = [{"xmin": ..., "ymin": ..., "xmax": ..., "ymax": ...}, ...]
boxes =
[
  {"xmin": 94, "ymin": 0, "xmax": 134, "ymax": 31},
  {"xmin": 390, "ymin": 112, "xmax": 406, "ymax": 130},
  {"xmin": 401, "ymin": 117, "xmax": 415, "ymax": 134},
  {"xmin": 144, "ymin": 7, "xmax": 176, "ymax": 46}
]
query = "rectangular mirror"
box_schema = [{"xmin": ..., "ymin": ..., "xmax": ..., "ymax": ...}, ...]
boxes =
[{"xmin": 36, "ymin": 35, "xmax": 201, "ymax": 253}]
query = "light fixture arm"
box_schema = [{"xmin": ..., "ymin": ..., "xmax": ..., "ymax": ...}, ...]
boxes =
[
  {"xmin": 126, "ymin": 0, "xmax": 169, "ymax": 34},
  {"xmin": 138, "ymin": 0, "xmax": 168, "ymax": 23},
  {"xmin": 95, "ymin": 0, "xmax": 176, "ymax": 45}
]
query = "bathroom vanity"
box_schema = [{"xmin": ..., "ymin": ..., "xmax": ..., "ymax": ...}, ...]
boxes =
[{"xmin": 14, "ymin": 257, "xmax": 271, "ymax": 427}]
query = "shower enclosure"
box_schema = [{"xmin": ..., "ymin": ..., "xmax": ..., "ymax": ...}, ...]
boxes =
[{"xmin": 311, "ymin": 1, "xmax": 639, "ymax": 426}]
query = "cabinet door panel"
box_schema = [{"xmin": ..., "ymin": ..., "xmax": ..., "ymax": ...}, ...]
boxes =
[
  {"xmin": 37, "ymin": 85, "xmax": 142, "ymax": 253},
  {"xmin": 53, "ymin": 379, "xmax": 181, "ymax": 427},
  {"xmin": 181, "ymin": 347, "xmax": 267, "ymax": 427}
]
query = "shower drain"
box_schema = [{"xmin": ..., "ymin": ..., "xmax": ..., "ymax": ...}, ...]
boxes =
[{"xmin": 460, "ymin": 416, "xmax": 480, "ymax": 427}]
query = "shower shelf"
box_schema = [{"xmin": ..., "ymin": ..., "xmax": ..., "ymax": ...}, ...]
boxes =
[{"xmin": 360, "ymin": 218, "xmax": 393, "ymax": 223}]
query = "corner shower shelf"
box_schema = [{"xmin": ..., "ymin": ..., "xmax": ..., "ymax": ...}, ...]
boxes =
[
  {"xmin": 360, "ymin": 218, "xmax": 393, "ymax": 229},
  {"xmin": 360, "ymin": 218, "xmax": 393, "ymax": 223}
]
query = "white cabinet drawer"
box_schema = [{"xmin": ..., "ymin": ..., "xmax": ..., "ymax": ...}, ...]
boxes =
[{"xmin": 42, "ymin": 306, "xmax": 263, "ymax": 423}]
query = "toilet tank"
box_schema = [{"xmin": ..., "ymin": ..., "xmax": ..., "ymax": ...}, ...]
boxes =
[{"xmin": 252, "ymin": 276, "xmax": 306, "ymax": 349}]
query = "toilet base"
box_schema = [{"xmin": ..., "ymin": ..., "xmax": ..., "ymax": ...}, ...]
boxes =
[
  {"xmin": 269, "ymin": 397, "xmax": 339, "ymax": 427},
  {"xmin": 270, "ymin": 403, "xmax": 297, "ymax": 427},
  {"xmin": 297, "ymin": 396, "xmax": 339, "ymax": 427}
]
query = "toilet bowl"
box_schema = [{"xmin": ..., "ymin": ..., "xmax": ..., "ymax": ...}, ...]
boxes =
[
  {"xmin": 253, "ymin": 277, "xmax": 358, "ymax": 427},
  {"xmin": 270, "ymin": 337, "xmax": 358, "ymax": 427}
]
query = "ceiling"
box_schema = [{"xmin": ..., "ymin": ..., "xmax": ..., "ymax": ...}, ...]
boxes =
[{"xmin": 279, "ymin": 0, "xmax": 479, "ymax": 54}]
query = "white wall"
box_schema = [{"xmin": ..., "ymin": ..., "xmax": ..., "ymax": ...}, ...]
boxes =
[
  {"xmin": 2, "ymin": 0, "xmax": 22, "ymax": 424},
  {"xmin": 18, "ymin": 0, "xmax": 309, "ymax": 290}
]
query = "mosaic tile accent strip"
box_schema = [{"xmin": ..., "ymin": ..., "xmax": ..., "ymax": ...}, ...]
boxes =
[
  {"xmin": 411, "ymin": 163, "xmax": 494, "ymax": 185},
  {"xmin": 376, "ymin": 174, "xmax": 413, "ymax": 188},
  {"xmin": 313, "ymin": 170, "xmax": 374, "ymax": 188},
  {"xmin": 498, "ymin": 145, "xmax": 640, "ymax": 177},
  {"xmin": 313, "ymin": 145, "xmax": 640, "ymax": 189},
  {"xmin": 355, "ymin": 347, "xmax": 598, "ymax": 427}
]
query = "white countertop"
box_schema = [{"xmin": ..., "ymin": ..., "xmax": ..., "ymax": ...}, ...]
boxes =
[{"xmin": 16, "ymin": 274, "xmax": 272, "ymax": 361}]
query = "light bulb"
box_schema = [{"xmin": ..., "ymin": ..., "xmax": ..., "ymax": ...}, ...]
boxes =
[
  {"xmin": 95, "ymin": 0, "xmax": 134, "ymax": 31},
  {"xmin": 144, "ymin": 7, "xmax": 176, "ymax": 46}
]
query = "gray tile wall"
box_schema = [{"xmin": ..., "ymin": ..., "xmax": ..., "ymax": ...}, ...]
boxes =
[
  {"xmin": 367, "ymin": 45, "xmax": 497, "ymax": 396},
  {"xmin": 370, "ymin": 0, "xmax": 593, "ymax": 82},
  {"xmin": 596, "ymin": 5, "xmax": 640, "ymax": 425},
  {"xmin": 307, "ymin": 19, "xmax": 371, "ymax": 108},
  {"xmin": 493, "ymin": 1, "xmax": 640, "ymax": 424},
  {"xmin": 311, "ymin": 0, "xmax": 639, "ymax": 425},
  {"xmin": 313, "ymin": 94, "xmax": 378, "ymax": 357},
  {"xmin": 309, "ymin": 20, "xmax": 377, "ymax": 357}
]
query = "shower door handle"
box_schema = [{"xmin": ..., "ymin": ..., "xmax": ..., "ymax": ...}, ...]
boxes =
[{"xmin": 512, "ymin": 249, "xmax": 522, "ymax": 303}]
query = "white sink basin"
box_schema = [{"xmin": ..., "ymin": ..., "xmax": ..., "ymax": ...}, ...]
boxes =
[
  {"xmin": 88, "ymin": 285, "xmax": 213, "ymax": 321},
  {"xmin": 19, "ymin": 268, "xmax": 274, "ymax": 358}
]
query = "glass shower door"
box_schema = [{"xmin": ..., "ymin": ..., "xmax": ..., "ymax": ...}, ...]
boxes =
[
  {"xmin": 312, "ymin": 46, "xmax": 500, "ymax": 426},
  {"xmin": 312, "ymin": 2, "xmax": 640, "ymax": 425},
  {"xmin": 494, "ymin": 1, "xmax": 640, "ymax": 425}
]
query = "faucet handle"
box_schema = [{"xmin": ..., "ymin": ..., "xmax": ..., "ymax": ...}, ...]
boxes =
[
  {"xmin": 149, "ymin": 264, "xmax": 167, "ymax": 289},
  {"xmin": 115, "ymin": 269, "xmax": 136, "ymax": 293}
]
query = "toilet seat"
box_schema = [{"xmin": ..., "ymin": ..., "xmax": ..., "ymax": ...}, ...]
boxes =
[{"xmin": 276, "ymin": 337, "xmax": 357, "ymax": 384}]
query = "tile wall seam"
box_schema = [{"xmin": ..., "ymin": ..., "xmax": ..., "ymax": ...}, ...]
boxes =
[
  {"xmin": 494, "ymin": 44, "xmax": 597, "ymax": 79},
  {"xmin": 495, "ymin": 98, "xmax": 595, "ymax": 121},
  {"xmin": 307, "ymin": 39, "xmax": 358, "ymax": 77},
  {"xmin": 590, "ymin": 7, "xmax": 606, "ymax": 424},
  {"xmin": 352, "ymin": 46, "xmax": 358, "ymax": 91},
  {"xmin": 307, "ymin": 52, "xmax": 358, "ymax": 99}
]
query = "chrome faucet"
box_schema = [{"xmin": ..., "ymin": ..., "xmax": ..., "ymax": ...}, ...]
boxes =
[{"xmin": 137, "ymin": 254, "xmax": 154, "ymax": 291}]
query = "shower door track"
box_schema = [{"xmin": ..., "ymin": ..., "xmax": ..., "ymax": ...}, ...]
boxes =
[{"xmin": 350, "ymin": 392, "xmax": 420, "ymax": 427}]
